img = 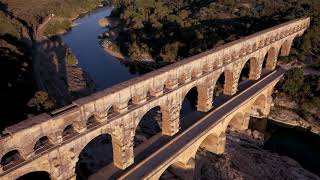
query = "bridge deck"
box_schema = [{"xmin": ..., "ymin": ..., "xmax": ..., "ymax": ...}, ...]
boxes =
[{"xmin": 90, "ymin": 67, "xmax": 285, "ymax": 180}]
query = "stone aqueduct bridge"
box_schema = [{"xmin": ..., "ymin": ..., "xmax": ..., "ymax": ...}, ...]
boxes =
[{"xmin": 0, "ymin": 17, "xmax": 309, "ymax": 180}]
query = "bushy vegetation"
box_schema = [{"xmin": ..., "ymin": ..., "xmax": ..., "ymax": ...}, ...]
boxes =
[
  {"xmin": 110, "ymin": 0, "xmax": 319, "ymax": 67},
  {"xmin": 278, "ymin": 68, "xmax": 320, "ymax": 119},
  {"xmin": 44, "ymin": 20, "xmax": 72, "ymax": 36},
  {"xmin": 66, "ymin": 49, "xmax": 78, "ymax": 65},
  {"xmin": 2, "ymin": 0, "xmax": 104, "ymax": 33},
  {"xmin": 27, "ymin": 91, "xmax": 54, "ymax": 112},
  {"xmin": 280, "ymin": 68, "xmax": 310, "ymax": 99}
]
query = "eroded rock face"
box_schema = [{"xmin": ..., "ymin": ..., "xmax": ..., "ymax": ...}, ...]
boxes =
[
  {"xmin": 195, "ymin": 131, "xmax": 320, "ymax": 180},
  {"xmin": 269, "ymin": 106, "xmax": 320, "ymax": 135}
]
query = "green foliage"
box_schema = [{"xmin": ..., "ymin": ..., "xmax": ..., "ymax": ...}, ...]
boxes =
[
  {"xmin": 27, "ymin": 91, "xmax": 54, "ymax": 111},
  {"xmin": 44, "ymin": 20, "xmax": 71, "ymax": 36},
  {"xmin": 111, "ymin": 0, "xmax": 320, "ymax": 69},
  {"xmin": 1, "ymin": 0, "xmax": 104, "ymax": 34},
  {"xmin": 280, "ymin": 68, "xmax": 306, "ymax": 98},
  {"xmin": 160, "ymin": 42, "xmax": 180, "ymax": 62},
  {"xmin": 65, "ymin": 50, "xmax": 78, "ymax": 66}
]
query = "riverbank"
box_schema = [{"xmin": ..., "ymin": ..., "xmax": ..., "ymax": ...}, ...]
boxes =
[
  {"xmin": 267, "ymin": 95, "xmax": 320, "ymax": 136},
  {"xmin": 32, "ymin": 5, "xmax": 107, "ymax": 107}
]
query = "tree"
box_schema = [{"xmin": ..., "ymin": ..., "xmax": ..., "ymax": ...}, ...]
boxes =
[
  {"xmin": 281, "ymin": 68, "xmax": 305, "ymax": 98},
  {"xmin": 160, "ymin": 42, "xmax": 180, "ymax": 62},
  {"xmin": 27, "ymin": 91, "xmax": 54, "ymax": 111}
]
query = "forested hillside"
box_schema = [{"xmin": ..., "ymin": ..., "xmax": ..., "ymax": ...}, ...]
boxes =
[{"xmin": 111, "ymin": 0, "xmax": 319, "ymax": 65}]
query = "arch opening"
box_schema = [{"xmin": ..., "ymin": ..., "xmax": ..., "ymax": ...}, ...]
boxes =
[
  {"xmin": 128, "ymin": 99, "xmax": 134, "ymax": 109},
  {"xmin": 146, "ymin": 91, "xmax": 153, "ymax": 100},
  {"xmin": 252, "ymin": 94, "xmax": 267, "ymax": 116},
  {"xmin": 239, "ymin": 59, "xmax": 251, "ymax": 84},
  {"xmin": 62, "ymin": 124, "xmax": 77, "ymax": 140},
  {"xmin": 1, "ymin": 150, "xmax": 24, "ymax": 170},
  {"xmin": 180, "ymin": 87, "xmax": 199, "ymax": 129},
  {"xmin": 16, "ymin": 171, "xmax": 51, "ymax": 180},
  {"xmin": 262, "ymin": 55, "xmax": 267, "ymax": 69},
  {"xmin": 159, "ymin": 166, "xmax": 183, "ymax": 180},
  {"xmin": 87, "ymin": 115, "xmax": 99, "ymax": 128},
  {"xmin": 279, "ymin": 34, "xmax": 301, "ymax": 61},
  {"xmin": 76, "ymin": 134, "xmax": 113, "ymax": 179},
  {"xmin": 159, "ymin": 159, "xmax": 196, "ymax": 180},
  {"xmin": 134, "ymin": 106, "xmax": 162, "ymax": 147},
  {"xmin": 107, "ymin": 106, "xmax": 118, "ymax": 118},
  {"xmin": 228, "ymin": 113, "xmax": 245, "ymax": 130},
  {"xmin": 212, "ymin": 72, "xmax": 226, "ymax": 107},
  {"xmin": 34, "ymin": 136, "xmax": 53, "ymax": 154}
]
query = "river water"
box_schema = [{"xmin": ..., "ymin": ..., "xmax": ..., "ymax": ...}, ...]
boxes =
[
  {"xmin": 62, "ymin": 7, "xmax": 138, "ymax": 89},
  {"xmin": 62, "ymin": 6, "xmax": 320, "ymax": 178},
  {"xmin": 264, "ymin": 121, "xmax": 320, "ymax": 176}
]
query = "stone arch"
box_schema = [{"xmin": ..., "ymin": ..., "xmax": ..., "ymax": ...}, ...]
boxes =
[
  {"xmin": 146, "ymin": 90, "xmax": 153, "ymax": 100},
  {"xmin": 33, "ymin": 136, "xmax": 53, "ymax": 154},
  {"xmin": 16, "ymin": 171, "xmax": 51, "ymax": 180},
  {"xmin": 227, "ymin": 112, "xmax": 249, "ymax": 131},
  {"xmin": 180, "ymin": 86, "xmax": 199, "ymax": 127},
  {"xmin": 127, "ymin": 98, "xmax": 134, "ymax": 109},
  {"xmin": 76, "ymin": 133, "xmax": 113, "ymax": 179},
  {"xmin": 279, "ymin": 33, "xmax": 301, "ymax": 57},
  {"xmin": 199, "ymin": 131, "xmax": 226, "ymax": 155},
  {"xmin": 252, "ymin": 94, "xmax": 268, "ymax": 116},
  {"xmin": 17, "ymin": 171, "xmax": 51, "ymax": 180},
  {"xmin": 133, "ymin": 105, "xmax": 163, "ymax": 147},
  {"xmin": 239, "ymin": 57, "xmax": 260, "ymax": 82},
  {"xmin": 1, "ymin": 150, "xmax": 25, "ymax": 171},
  {"xmin": 107, "ymin": 105, "xmax": 118, "ymax": 118},
  {"xmin": 133, "ymin": 102, "xmax": 166, "ymax": 129},
  {"xmin": 62, "ymin": 124, "xmax": 77, "ymax": 140},
  {"xmin": 212, "ymin": 70, "xmax": 225, "ymax": 99},
  {"xmin": 264, "ymin": 46, "xmax": 279, "ymax": 71},
  {"xmin": 86, "ymin": 114, "xmax": 99, "ymax": 128},
  {"xmin": 159, "ymin": 158, "xmax": 195, "ymax": 180}
]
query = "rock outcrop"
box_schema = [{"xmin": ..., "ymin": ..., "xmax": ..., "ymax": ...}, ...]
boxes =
[{"xmin": 196, "ymin": 130, "xmax": 320, "ymax": 180}]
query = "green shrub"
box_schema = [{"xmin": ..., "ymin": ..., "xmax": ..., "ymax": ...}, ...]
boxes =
[
  {"xmin": 66, "ymin": 50, "xmax": 78, "ymax": 65},
  {"xmin": 27, "ymin": 91, "xmax": 54, "ymax": 111},
  {"xmin": 44, "ymin": 20, "xmax": 71, "ymax": 36}
]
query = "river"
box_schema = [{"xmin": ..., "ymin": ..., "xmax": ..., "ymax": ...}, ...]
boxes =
[
  {"xmin": 62, "ymin": 6, "xmax": 320, "ymax": 179},
  {"xmin": 62, "ymin": 7, "xmax": 138, "ymax": 89},
  {"xmin": 264, "ymin": 120, "xmax": 320, "ymax": 176}
]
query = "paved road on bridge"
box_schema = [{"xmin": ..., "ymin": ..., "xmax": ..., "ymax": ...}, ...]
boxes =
[{"xmin": 91, "ymin": 67, "xmax": 285, "ymax": 180}]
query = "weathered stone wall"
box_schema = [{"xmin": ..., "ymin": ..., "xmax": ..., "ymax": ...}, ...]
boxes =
[{"xmin": 0, "ymin": 17, "xmax": 309, "ymax": 180}]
